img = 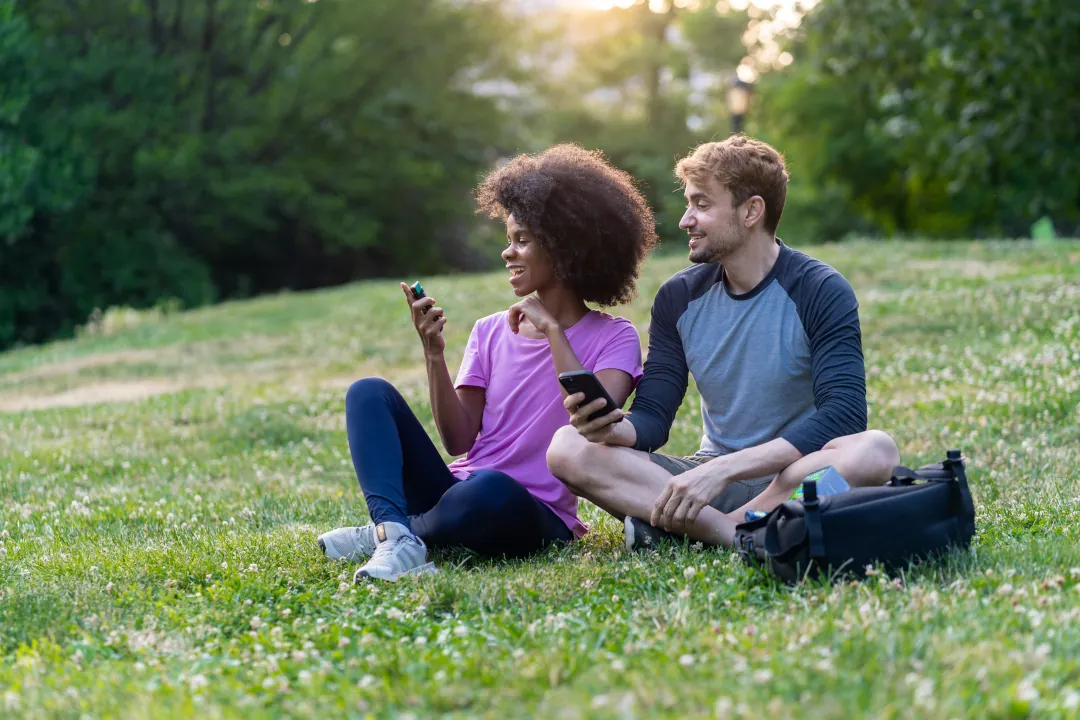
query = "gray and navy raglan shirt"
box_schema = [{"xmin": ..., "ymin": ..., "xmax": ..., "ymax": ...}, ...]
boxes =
[{"xmin": 627, "ymin": 240, "xmax": 867, "ymax": 457}]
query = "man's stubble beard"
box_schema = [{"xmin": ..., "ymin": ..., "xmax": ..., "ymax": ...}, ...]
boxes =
[{"xmin": 688, "ymin": 223, "xmax": 746, "ymax": 265}]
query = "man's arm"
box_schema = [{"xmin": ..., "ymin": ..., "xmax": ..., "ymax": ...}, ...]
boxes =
[
  {"xmin": 623, "ymin": 283, "xmax": 690, "ymax": 451},
  {"xmin": 779, "ymin": 272, "xmax": 867, "ymax": 453}
]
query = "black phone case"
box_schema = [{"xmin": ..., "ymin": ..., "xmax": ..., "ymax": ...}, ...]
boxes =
[{"xmin": 559, "ymin": 372, "xmax": 618, "ymax": 422}]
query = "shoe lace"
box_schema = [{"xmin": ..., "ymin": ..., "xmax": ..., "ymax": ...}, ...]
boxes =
[{"xmin": 369, "ymin": 535, "xmax": 412, "ymax": 567}]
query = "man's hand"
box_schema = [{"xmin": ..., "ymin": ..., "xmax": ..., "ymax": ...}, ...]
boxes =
[
  {"xmin": 564, "ymin": 392, "xmax": 629, "ymax": 444},
  {"xmin": 400, "ymin": 282, "xmax": 446, "ymax": 357},
  {"xmin": 508, "ymin": 295, "xmax": 559, "ymax": 336},
  {"xmin": 651, "ymin": 460, "xmax": 729, "ymax": 532}
]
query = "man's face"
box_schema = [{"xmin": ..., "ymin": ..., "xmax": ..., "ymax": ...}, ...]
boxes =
[
  {"xmin": 678, "ymin": 177, "xmax": 747, "ymax": 264},
  {"xmin": 502, "ymin": 213, "xmax": 557, "ymax": 297}
]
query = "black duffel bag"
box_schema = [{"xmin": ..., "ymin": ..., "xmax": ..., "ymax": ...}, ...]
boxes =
[{"xmin": 733, "ymin": 449, "xmax": 976, "ymax": 584}]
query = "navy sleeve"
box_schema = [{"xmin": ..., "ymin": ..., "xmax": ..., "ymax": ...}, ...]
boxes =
[
  {"xmin": 627, "ymin": 279, "xmax": 690, "ymax": 452},
  {"xmin": 781, "ymin": 268, "xmax": 867, "ymax": 455}
]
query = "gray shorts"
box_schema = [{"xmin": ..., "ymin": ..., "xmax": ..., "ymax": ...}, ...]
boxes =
[{"xmin": 648, "ymin": 453, "xmax": 774, "ymax": 514}]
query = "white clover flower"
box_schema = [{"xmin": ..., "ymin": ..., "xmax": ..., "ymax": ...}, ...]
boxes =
[
  {"xmin": 1016, "ymin": 680, "xmax": 1038, "ymax": 703},
  {"xmin": 678, "ymin": 654, "xmax": 695, "ymax": 667},
  {"xmin": 754, "ymin": 669, "xmax": 773, "ymax": 683}
]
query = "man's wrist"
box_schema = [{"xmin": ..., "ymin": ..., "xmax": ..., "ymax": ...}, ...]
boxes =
[
  {"xmin": 703, "ymin": 456, "xmax": 733, "ymax": 494},
  {"xmin": 610, "ymin": 417, "xmax": 637, "ymax": 447}
]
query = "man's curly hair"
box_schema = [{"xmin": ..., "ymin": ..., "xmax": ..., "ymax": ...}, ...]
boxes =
[{"xmin": 475, "ymin": 144, "xmax": 658, "ymax": 306}]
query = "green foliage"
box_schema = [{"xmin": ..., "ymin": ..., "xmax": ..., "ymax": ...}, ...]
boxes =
[
  {"xmin": 758, "ymin": 0, "xmax": 1080, "ymax": 241},
  {"xmin": 0, "ymin": 0, "xmax": 512, "ymax": 350},
  {"xmin": 1, "ymin": 242, "xmax": 1079, "ymax": 715}
]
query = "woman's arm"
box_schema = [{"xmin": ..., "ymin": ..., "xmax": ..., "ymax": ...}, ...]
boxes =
[
  {"xmin": 401, "ymin": 283, "xmax": 484, "ymax": 456},
  {"xmin": 507, "ymin": 296, "xmax": 635, "ymax": 406}
]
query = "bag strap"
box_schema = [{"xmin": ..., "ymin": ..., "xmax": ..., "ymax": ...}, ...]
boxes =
[{"xmin": 802, "ymin": 479, "xmax": 826, "ymax": 558}]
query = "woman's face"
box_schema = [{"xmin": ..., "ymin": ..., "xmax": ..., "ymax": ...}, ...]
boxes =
[{"xmin": 502, "ymin": 213, "xmax": 557, "ymax": 297}]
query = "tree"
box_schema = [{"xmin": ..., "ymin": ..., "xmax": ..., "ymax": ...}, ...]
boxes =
[
  {"xmin": 512, "ymin": 1, "xmax": 748, "ymax": 246},
  {"xmin": 759, "ymin": 0, "xmax": 1080, "ymax": 239},
  {"xmin": 0, "ymin": 0, "xmax": 515, "ymax": 349}
]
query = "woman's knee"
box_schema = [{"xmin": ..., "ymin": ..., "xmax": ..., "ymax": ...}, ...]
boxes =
[{"xmin": 345, "ymin": 377, "xmax": 398, "ymax": 411}]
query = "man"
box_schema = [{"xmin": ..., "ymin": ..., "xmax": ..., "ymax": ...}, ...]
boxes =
[{"xmin": 546, "ymin": 135, "xmax": 900, "ymax": 550}]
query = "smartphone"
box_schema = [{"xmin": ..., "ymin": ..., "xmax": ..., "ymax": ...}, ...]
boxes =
[
  {"xmin": 410, "ymin": 281, "xmax": 428, "ymax": 313},
  {"xmin": 558, "ymin": 369, "xmax": 621, "ymax": 422}
]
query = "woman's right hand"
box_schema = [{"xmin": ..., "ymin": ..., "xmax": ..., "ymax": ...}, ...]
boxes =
[{"xmin": 400, "ymin": 282, "xmax": 446, "ymax": 357}]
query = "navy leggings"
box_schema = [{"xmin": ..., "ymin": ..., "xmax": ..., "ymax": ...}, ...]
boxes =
[{"xmin": 344, "ymin": 377, "xmax": 572, "ymax": 558}]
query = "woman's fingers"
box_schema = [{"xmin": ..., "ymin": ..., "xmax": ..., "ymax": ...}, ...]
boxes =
[{"xmin": 413, "ymin": 297, "xmax": 435, "ymax": 315}]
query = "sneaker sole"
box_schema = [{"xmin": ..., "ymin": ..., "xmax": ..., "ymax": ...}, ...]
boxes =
[
  {"xmin": 355, "ymin": 561, "xmax": 437, "ymax": 583},
  {"xmin": 623, "ymin": 516, "xmax": 636, "ymax": 552}
]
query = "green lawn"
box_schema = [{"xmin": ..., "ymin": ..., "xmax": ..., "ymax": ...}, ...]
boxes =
[{"xmin": 2, "ymin": 240, "xmax": 1079, "ymax": 718}]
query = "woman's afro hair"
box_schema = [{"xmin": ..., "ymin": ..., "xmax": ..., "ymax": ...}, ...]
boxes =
[{"xmin": 475, "ymin": 144, "xmax": 658, "ymax": 306}]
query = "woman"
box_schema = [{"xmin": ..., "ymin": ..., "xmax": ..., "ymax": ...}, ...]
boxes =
[{"xmin": 318, "ymin": 144, "xmax": 658, "ymax": 581}]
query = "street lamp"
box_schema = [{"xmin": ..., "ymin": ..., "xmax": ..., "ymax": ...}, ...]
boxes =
[{"xmin": 727, "ymin": 75, "xmax": 754, "ymax": 135}]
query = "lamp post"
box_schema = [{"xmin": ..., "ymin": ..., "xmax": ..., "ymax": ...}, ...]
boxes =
[{"xmin": 727, "ymin": 75, "xmax": 754, "ymax": 135}]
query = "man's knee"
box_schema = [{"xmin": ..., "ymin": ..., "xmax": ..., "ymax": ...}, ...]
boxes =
[
  {"xmin": 862, "ymin": 429, "xmax": 901, "ymax": 473},
  {"xmin": 831, "ymin": 429, "xmax": 900, "ymax": 484},
  {"xmin": 547, "ymin": 426, "xmax": 596, "ymax": 495}
]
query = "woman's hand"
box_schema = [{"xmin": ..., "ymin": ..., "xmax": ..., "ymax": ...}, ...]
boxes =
[
  {"xmin": 508, "ymin": 295, "xmax": 559, "ymax": 336},
  {"xmin": 401, "ymin": 282, "xmax": 446, "ymax": 357}
]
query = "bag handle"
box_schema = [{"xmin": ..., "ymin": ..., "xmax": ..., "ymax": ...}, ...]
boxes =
[{"xmin": 889, "ymin": 466, "xmax": 920, "ymax": 486}]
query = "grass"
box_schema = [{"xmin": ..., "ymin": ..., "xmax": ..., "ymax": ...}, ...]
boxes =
[{"xmin": 1, "ymin": 239, "xmax": 1079, "ymax": 718}]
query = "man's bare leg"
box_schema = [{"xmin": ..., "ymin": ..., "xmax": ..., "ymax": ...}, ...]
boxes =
[
  {"xmin": 729, "ymin": 430, "xmax": 900, "ymax": 519},
  {"xmin": 547, "ymin": 426, "xmax": 738, "ymax": 546}
]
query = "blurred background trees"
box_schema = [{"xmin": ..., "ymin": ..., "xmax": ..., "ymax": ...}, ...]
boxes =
[{"xmin": 1, "ymin": 0, "xmax": 1077, "ymax": 350}]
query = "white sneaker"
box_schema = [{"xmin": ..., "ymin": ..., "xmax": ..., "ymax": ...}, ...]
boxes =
[
  {"xmin": 353, "ymin": 522, "xmax": 435, "ymax": 582},
  {"xmin": 318, "ymin": 524, "xmax": 378, "ymax": 562}
]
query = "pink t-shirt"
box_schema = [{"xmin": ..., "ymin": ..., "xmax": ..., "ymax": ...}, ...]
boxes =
[{"xmin": 447, "ymin": 310, "xmax": 643, "ymax": 537}]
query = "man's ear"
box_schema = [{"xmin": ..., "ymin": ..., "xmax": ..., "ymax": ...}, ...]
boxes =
[{"xmin": 743, "ymin": 196, "xmax": 767, "ymax": 228}]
